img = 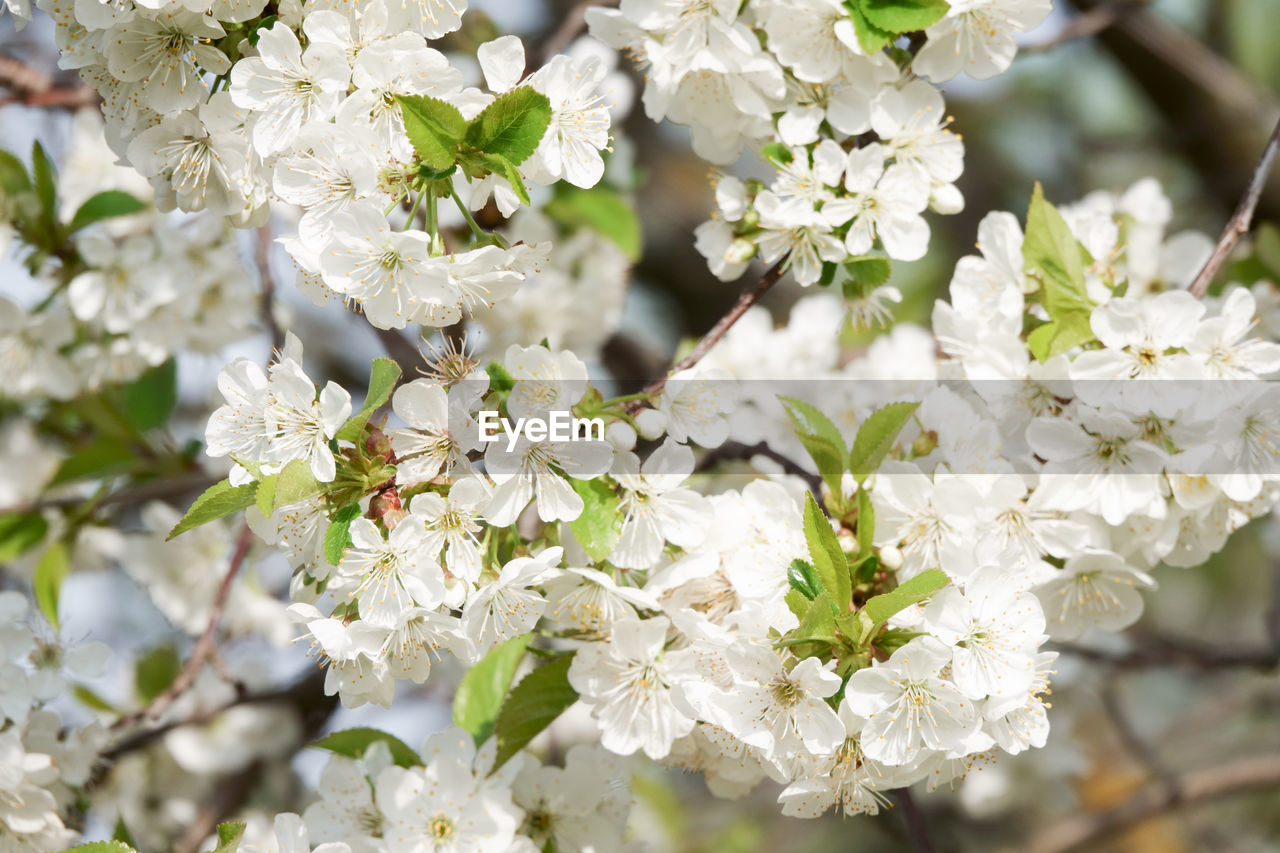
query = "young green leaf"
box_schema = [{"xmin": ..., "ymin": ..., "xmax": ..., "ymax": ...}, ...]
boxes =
[
  {"xmin": 167, "ymin": 480, "xmax": 258, "ymax": 540},
  {"xmin": 74, "ymin": 684, "xmax": 119, "ymax": 713},
  {"xmin": 842, "ymin": 256, "xmax": 892, "ymax": 292},
  {"xmin": 312, "ymin": 727, "xmax": 420, "ymax": 768},
  {"xmin": 255, "ymin": 474, "xmax": 278, "ymax": 517},
  {"xmin": 568, "ymin": 478, "xmax": 623, "ymax": 562},
  {"xmin": 759, "ymin": 142, "xmax": 794, "ymax": 166},
  {"xmin": 544, "ymin": 185, "xmax": 643, "ymax": 261},
  {"xmin": 787, "ymin": 558, "xmax": 821, "ymax": 600},
  {"xmin": 491, "ymin": 653, "xmax": 579, "ymax": 772},
  {"xmin": 30, "ymin": 140, "xmax": 57, "ymax": 224},
  {"xmin": 779, "ymin": 396, "xmax": 849, "ymax": 497},
  {"xmin": 0, "ymin": 511, "xmax": 49, "ymax": 562},
  {"xmin": 1024, "ymin": 182, "xmax": 1093, "ymax": 318},
  {"xmin": 121, "ymin": 358, "xmax": 177, "ymax": 432},
  {"xmin": 848, "ymin": 400, "xmax": 920, "ymax": 481},
  {"xmin": 204, "ymin": 821, "xmax": 246, "ymax": 853},
  {"xmin": 453, "ymin": 634, "xmax": 530, "ymax": 743},
  {"xmin": 486, "ymin": 361, "xmax": 515, "ymax": 393},
  {"xmin": 51, "ymin": 436, "xmax": 138, "ymax": 486},
  {"xmin": 778, "ymin": 592, "xmax": 840, "ymax": 649},
  {"xmin": 68, "ymin": 190, "xmax": 147, "ymax": 232},
  {"xmin": 1027, "ymin": 310, "xmax": 1096, "ymax": 362},
  {"xmin": 34, "ymin": 542, "xmax": 70, "ymax": 629},
  {"xmin": 335, "ymin": 357, "xmax": 402, "ymax": 442},
  {"xmin": 844, "ymin": 0, "xmax": 894, "ymax": 52},
  {"xmin": 397, "ymin": 94, "xmax": 467, "ymax": 171},
  {"xmin": 859, "ymin": 0, "xmax": 950, "ymax": 33},
  {"xmin": 856, "ymin": 488, "xmax": 875, "ymax": 557},
  {"xmin": 0, "ymin": 149, "xmax": 31, "ymax": 197},
  {"xmin": 271, "ymin": 460, "xmax": 325, "ymax": 512},
  {"xmin": 476, "ymin": 151, "xmax": 531, "ymax": 206},
  {"xmin": 863, "ymin": 567, "xmax": 949, "ymax": 625},
  {"xmin": 778, "ymin": 396, "xmax": 846, "ymax": 449},
  {"xmin": 466, "ymin": 86, "xmax": 552, "ymax": 165},
  {"xmin": 134, "ymin": 644, "xmax": 181, "ymax": 702},
  {"xmin": 62, "ymin": 843, "xmax": 137, "ymax": 853},
  {"xmin": 323, "ymin": 503, "xmax": 362, "ymax": 566},
  {"xmin": 802, "ymin": 492, "xmax": 851, "ymax": 613}
]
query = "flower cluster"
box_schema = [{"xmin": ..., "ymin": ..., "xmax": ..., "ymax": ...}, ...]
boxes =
[
  {"xmin": 1, "ymin": 113, "xmax": 256, "ymax": 401},
  {"xmin": 589, "ymin": 0, "xmax": 1051, "ymax": 285},
  {"xmin": 0, "ymin": 592, "xmax": 109, "ymax": 852},
  {"xmin": 34, "ymin": 0, "xmax": 622, "ymax": 332}
]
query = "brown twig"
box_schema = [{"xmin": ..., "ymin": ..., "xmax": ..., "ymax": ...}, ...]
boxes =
[
  {"xmin": 537, "ymin": 0, "xmax": 616, "ymax": 64},
  {"xmin": 256, "ymin": 224, "xmax": 286, "ymax": 354},
  {"xmin": 1027, "ymin": 754, "xmax": 1280, "ymax": 853},
  {"xmin": 694, "ymin": 440, "xmax": 824, "ymax": 496},
  {"xmin": 0, "ymin": 54, "xmax": 97, "ymax": 109},
  {"xmin": 1189, "ymin": 115, "xmax": 1280, "ymax": 297},
  {"xmin": 371, "ymin": 324, "xmax": 426, "ymax": 373},
  {"xmin": 1, "ymin": 471, "xmax": 219, "ymax": 517},
  {"xmin": 1021, "ymin": 1, "xmax": 1149, "ymax": 54},
  {"xmin": 893, "ymin": 788, "xmax": 937, "ymax": 853},
  {"xmin": 624, "ymin": 260, "xmax": 786, "ymax": 413},
  {"xmin": 110, "ymin": 524, "xmax": 254, "ymax": 730}
]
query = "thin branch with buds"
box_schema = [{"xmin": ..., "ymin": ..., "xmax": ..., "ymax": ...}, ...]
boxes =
[
  {"xmin": 110, "ymin": 523, "xmax": 254, "ymax": 730},
  {"xmin": 1189, "ymin": 114, "xmax": 1280, "ymax": 297}
]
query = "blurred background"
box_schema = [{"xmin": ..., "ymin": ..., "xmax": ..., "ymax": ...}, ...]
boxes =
[{"xmin": 4, "ymin": 0, "xmax": 1280, "ymax": 851}]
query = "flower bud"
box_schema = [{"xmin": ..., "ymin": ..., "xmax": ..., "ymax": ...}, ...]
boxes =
[
  {"xmin": 879, "ymin": 545, "xmax": 904, "ymax": 570},
  {"xmin": 635, "ymin": 408, "xmax": 666, "ymax": 440},
  {"xmin": 606, "ymin": 421, "xmax": 637, "ymax": 451}
]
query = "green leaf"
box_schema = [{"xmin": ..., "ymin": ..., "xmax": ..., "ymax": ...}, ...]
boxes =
[
  {"xmin": 779, "ymin": 396, "xmax": 848, "ymax": 497},
  {"xmin": 544, "ymin": 186, "xmax": 643, "ymax": 261},
  {"xmin": 844, "ymin": 0, "xmax": 894, "ymax": 52},
  {"xmin": 453, "ymin": 634, "xmax": 530, "ymax": 743},
  {"xmin": 62, "ymin": 843, "xmax": 137, "ymax": 853},
  {"xmin": 779, "ymin": 592, "xmax": 840, "ymax": 648},
  {"xmin": 860, "ymin": 0, "xmax": 950, "ymax": 33},
  {"xmin": 120, "ymin": 358, "xmax": 177, "ymax": 432},
  {"xmin": 112, "ymin": 817, "xmax": 139, "ymax": 848},
  {"xmin": 398, "ymin": 94, "xmax": 467, "ymax": 171},
  {"xmin": 864, "ymin": 568, "xmax": 949, "ymax": 625},
  {"xmin": 760, "ymin": 142, "xmax": 794, "ymax": 166},
  {"xmin": 1027, "ymin": 311, "xmax": 1096, "ymax": 362},
  {"xmin": 134, "ymin": 644, "xmax": 181, "ymax": 702},
  {"xmin": 68, "ymin": 190, "xmax": 147, "ymax": 232},
  {"xmin": 466, "ymin": 86, "xmax": 552, "ymax": 166},
  {"xmin": 34, "ymin": 542, "xmax": 70, "ymax": 629},
  {"xmin": 51, "ymin": 436, "xmax": 138, "ymax": 485},
  {"xmin": 802, "ymin": 493, "xmax": 850, "ymax": 614},
  {"xmin": 477, "ymin": 151, "xmax": 531, "ymax": 206},
  {"xmin": 1024, "ymin": 183, "xmax": 1093, "ymax": 318},
  {"xmin": 787, "ymin": 558, "xmax": 820, "ymax": 600},
  {"xmin": 312, "ymin": 727, "xmax": 420, "ymax": 768},
  {"xmin": 848, "ymin": 401, "xmax": 919, "ymax": 481},
  {"xmin": 272, "ymin": 459, "xmax": 324, "ymax": 512},
  {"xmin": 568, "ymin": 478, "xmax": 623, "ymax": 562},
  {"xmin": 255, "ymin": 474, "xmax": 278, "ymax": 517},
  {"xmin": 491, "ymin": 652, "xmax": 579, "ymax": 772},
  {"xmin": 336, "ymin": 357, "xmax": 402, "ymax": 442},
  {"xmin": 842, "ymin": 256, "xmax": 892, "ymax": 292},
  {"xmin": 0, "ymin": 512, "xmax": 49, "ymax": 562},
  {"xmin": 167, "ymin": 480, "xmax": 258, "ymax": 540},
  {"xmin": 324, "ymin": 503, "xmax": 362, "ymax": 566},
  {"xmin": 486, "ymin": 361, "xmax": 515, "ymax": 393},
  {"xmin": 30, "ymin": 140, "xmax": 57, "ymax": 223},
  {"xmin": 0, "ymin": 149, "xmax": 31, "ymax": 197},
  {"xmin": 785, "ymin": 587, "xmax": 810, "ymax": 621},
  {"xmin": 203, "ymin": 821, "xmax": 246, "ymax": 853},
  {"xmin": 74, "ymin": 684, "xmax": 119, "ymax": 713},
  {"xmin": 857, "ymin": 488, "xmax": 875, "ymax": 557}
]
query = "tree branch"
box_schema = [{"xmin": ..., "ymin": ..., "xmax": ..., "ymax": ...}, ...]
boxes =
[
  {"xmin": 536, "ymin": 0, "xmax": 616, "ymax": 64},
  {"xmin": 2, "ymin": 471, "xmax": 219, "ymax": 516},
  {"xmin": 694, "ymin": 440, "xmax": 823, "ymax": 496},
  {"xmin": 256, "ymin": 224, "xmax": 286, "ymax": 354},
  {"xmin": 893, "ymin": 788, "xmax": 937, "ymax": 853},
  {"xmin": 110, "ymin": 523, "xmax": 254, "ymax": 729},
  {"xmin": 1050, "ymin": 636, "xmax": 1280, "ymax": 671},
  {"xmin": 625, "ymin": 260, "xmax": 786, "ymax": 412},
  {"xmin": 1021, "ymin": 0, "xmax": 1151, "ymax": 54},
  {"xmin": 1027, "ymin": 754, "xmax": 1280, "ymax": 853},
  {"xmin": 1189, "ymin": 115, "xmax": 1280, "ymax": 297},
  {"xmin": 0, "ymin": 53, "xmax": 97, "ymax": 109}
]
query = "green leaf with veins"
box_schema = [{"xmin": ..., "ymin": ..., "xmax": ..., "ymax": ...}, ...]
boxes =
[{"xmin": 465, "ymin": 86, "xmax": 552, "ymax": 165}]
